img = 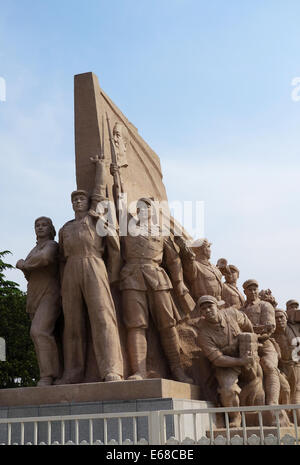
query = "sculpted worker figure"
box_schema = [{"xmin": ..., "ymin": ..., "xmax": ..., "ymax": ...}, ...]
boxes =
[
  {"xmin": 274, "ymin": 310, "xmax": 300, "ymax": 417},
  {"xmin": 217, "ymin": 259, "xmax": 245, "ymax": 309},
  {"xmin": 197, "ymin": 295, "xmax": 255, "ymax": 427},
  {"xmin": 274, "ymin": 309, "xmax": 300, "ymax": 410},
  {"xmin": 286, "ymin": 300, "xmax": 300, "ymax": 329},
  {"xmin": 241, "ymin": 279, "xmax": 281, "ymax": 410},
  {"xmin": 16, "ymin": 217, "xmax": 61, "ymax": 386},
  {"xmin": 119, "ymin": 197, "xmax": 193, "ymax": 383},
  {"xmin": 57, "ymin": 156, "xmax": 123, "ymax": 384},
  {"xmin": 180, "ymin": 239, "xmax": 223, "ymax": 302}
]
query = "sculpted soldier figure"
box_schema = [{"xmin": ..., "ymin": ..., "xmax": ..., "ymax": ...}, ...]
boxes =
[
  {"xmin": 16, "ymin": 217, "xmax": 61, "ymax": 386},
  {"xmin": 180, "ymin": 239, "xmax": 223, "ymax": 302},
  {"xmin": 216, "ymin": 259, "xmax": 245, "ymax": 309},
  {"xmin": 197, "ymin": 295, "xmax": 256, "ymax": 427},
  {"xmin": 241, "ymin": 279, "xmax": 281, "ymax": 411},
  {"xmin": 57, "ymin": 156, "xmax": 123, "ymax": 384},
  {"xmin": 119, "ymin": 197, "xmax": 193, "ymax": 383},
  {"xmin": 274, "ymin": 309, "xmax": 300, "ymax": 414}
]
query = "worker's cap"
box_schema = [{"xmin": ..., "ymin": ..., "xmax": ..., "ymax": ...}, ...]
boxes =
[
  {"xmin": 286, "ymin": 299, "xmax": 299, "ymax": 308},
  {"xmin": 228, "ymin": 265, "xmax": 239, "ymax": 273},
  {"xmin": 191, "ymin": 238, "xmax": 212, "ymax": 249},
  {"xmin": 197, "ymin": 295, "xmax": 225, "ymax": 308},
  {"xmin": 243, "ymin": 279, "xmax": 259, "ymax": 290},
  {"xmin": 275, "ymin": 308, "xmax": 287, "ymax": 317},
  {"xmin": 71, "ymin": 189, "xmax": 89, "ymax": 202},
  {"xmin": 136, "ymin": 197, "xmax": 155, "ymax": 208}
]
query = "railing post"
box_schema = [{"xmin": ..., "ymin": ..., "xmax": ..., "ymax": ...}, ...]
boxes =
[{"xmin": 148, "ymin": 411, "xmax": 162, "ymax": 445}]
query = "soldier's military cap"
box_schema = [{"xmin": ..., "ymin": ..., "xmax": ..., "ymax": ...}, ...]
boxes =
[
  {"xmin": 71, "ymin": 189, "xmax": 89, "ymax": 202},
  {"xmin": 228, "ymin": 264, "xmax": 239, "ymax": 273},
  {"xmin": 242, "ymin": 279, "xmax": 259, "ymax": 290},
  {"xmin": 197, "ymin": 295, "xmax": 224, "ymax": 307},
  {"xmin": 286, "ymin": 299, "xmax": 299, "ymax": 309},
  {"xmin": 137, "ymin": 197, "xmax": 154, "ymax": 206},
  {"xmin": 191, "ymin": 238, "xmax": 212, "ymax": 249}
]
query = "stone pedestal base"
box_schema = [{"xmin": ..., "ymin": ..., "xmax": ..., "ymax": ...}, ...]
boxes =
[
  {"xmin": 0, "ymin": 379, "xmax": 212, "ymax": 444},
  {"xmin": 0, "ymin": 378, "xmax": 201, "ymax": 407}
]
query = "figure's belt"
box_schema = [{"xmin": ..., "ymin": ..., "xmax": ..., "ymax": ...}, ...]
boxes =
[
  {"xmin": 126, "ymin": 258, "xmax": 160, "ymax": 265},
  {"xmin": 66, "ymin": 254, "xmax": 103, "ymax": 259}
]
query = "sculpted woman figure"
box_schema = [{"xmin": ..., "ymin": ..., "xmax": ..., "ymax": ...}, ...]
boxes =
[{"xmin": 16, "ymin": 217, "xmax": 61, "ymax": 386}]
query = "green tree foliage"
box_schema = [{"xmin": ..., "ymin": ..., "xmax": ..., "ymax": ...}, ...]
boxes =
[{"xmin": 0, "ymin": 251, "xmax": 39, "ymax": 388}]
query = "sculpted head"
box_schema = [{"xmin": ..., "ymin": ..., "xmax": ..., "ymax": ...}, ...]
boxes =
[
  {"xmin": 197, "ymin": 295, "xmax": 223, "ymax": 324},
  {"xmin": 275, "ymin": 309, "xmax": 287, "ymax": 332},
  {"xmin": 191, "ymin": 238, "xmax": 212, "ymax": 260},
  {"xmin": 34, "ymin": 217, "xmax": 56, "ymax": 241},
  {"xmin": 113, "ymin": 122, "xmax": 128, "ymax": 153},
  {"xmin": 71, "ymin": 190, "xmax": 90, "ymax": 214},
  {"xmin": 243, "ymin": 279, "xmax": 259, "ymax": 303},
  {"xmin": 224, "ymin": 265, "xmax": 239, "ymax": 285},
  {"xmin": 136, "ymin": 197, "xmax": 154, "ymax": 223},
  {"xmin": 286, "ymin": 299, "xmax": 299, "ymax": 312}
]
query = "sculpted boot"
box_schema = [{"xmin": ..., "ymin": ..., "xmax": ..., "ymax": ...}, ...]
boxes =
[
  {"xmin": 37, "ymin": 376, "xmax": 53, "ymax": 387},
  {"xmin": 264, "ymin": 370, "xmax": 280, "ymax": 405},
  {"xmin": 160, "ymin": 327, "xmax": 193, "ymax": 384},
  {"xmin": 105, "ymin": 373, "xmax": 122, "ymax": 382},
  {"xmin": 293, "ymin": 387, "xmax": 300, "ymax": 423},
  {"xmin": 219, "ymin": 389, "xmax": 241, "ymax": 427},
  {"xmin": 229, "ymin": 412, "xmax": 241, "ymax": 428},
  {"xmin": 264, "ymin": 370, "xmax": 284, "ymax": 426},
  {"xmin": 127, "ymin": 328, "xmax": 147, "ymax": 380}
]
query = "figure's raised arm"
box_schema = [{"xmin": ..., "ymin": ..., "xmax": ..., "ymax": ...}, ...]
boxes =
[
  {"xmin": 90, "ymin": 155, "xmax": 108, "ymax": 211},
  {"xmin": 20, "ymin": 241, "xmax": 58, "ymax": 272}
]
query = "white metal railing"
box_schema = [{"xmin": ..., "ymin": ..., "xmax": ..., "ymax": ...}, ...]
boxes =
[
  {"xmin": 0, "ymin": 404, "xmax": 300, "ymax": 445},
  {"xmin": 159, "ymin": 404, "xmax": 300, "ymax": 445},
  {"xmin": 0, "ymin": 411, "xmax": 152, "ymax": 445}
]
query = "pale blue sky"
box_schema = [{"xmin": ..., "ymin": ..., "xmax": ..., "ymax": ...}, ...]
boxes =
[{"xmin": 1, "ymin": 0, "xmax": 300, "ymax": 307}]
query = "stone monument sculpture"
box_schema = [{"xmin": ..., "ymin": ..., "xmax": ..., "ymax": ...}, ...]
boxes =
[
  {"xmin": 56, "ymin": 156, "xmax": 123, "ymax": 384},
  {"xmin": 180, "ymin": 239, "xmax": 223, "ymax": 302},
  {"xmin": 216, "ymin": 259, "xmax": 245, "ymax": 309},
  {"xmin": 8, "ymin": 71, "xmax": 300, "ymax": 440},
  {"xmin": 196, "ymin": 295, "xmax": 261, "ymax": 427},
  {"xmin": 118, "ymin": 196, "xmax": 193, "ymax": 383},
  {"xmin": 16, "ymin": 217, "xmax": 61, "ymax": 386}
]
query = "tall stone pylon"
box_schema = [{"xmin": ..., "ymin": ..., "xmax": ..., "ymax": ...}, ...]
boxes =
[{"xmin": 74, "ymin": 72, "xmax": 168, "ymax": 207}]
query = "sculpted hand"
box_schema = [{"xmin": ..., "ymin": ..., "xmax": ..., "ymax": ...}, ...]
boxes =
[
  {"xmin": 90, "ymin": 155, "xmax": 106, "ymax": 166},
  {"xmin": 90, "ymin": 155, "xmax": 107, "ymax": 185},
  {"xmin": 16, "ymin": 259, "xmax": 25, "ymax": 270},
  {"xmin": 239, "ymin": 353, "xmax": 255, "ymax": 367},
  {"xmin": 253, "ymin": 325, "xmax": 265, "ymax": 335},
  {"xmin": 175, "ymin": 281, "xmax": 189, "ymax": 296},
  {"xmin": 265, "ymin": 324, "xmax": 275, "ymax": 334},
  {"xmin": 110, "ymin": 163, "xmax": 119, "ymax": 176}
]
